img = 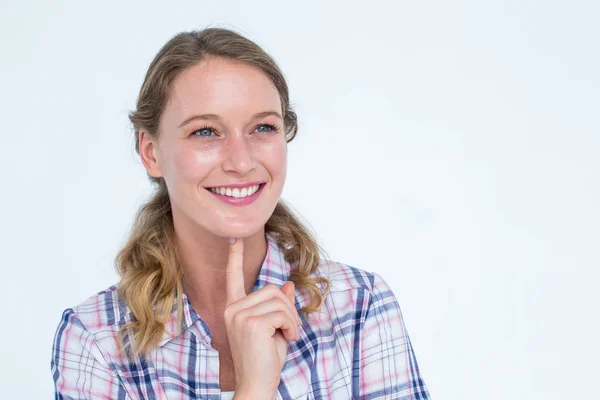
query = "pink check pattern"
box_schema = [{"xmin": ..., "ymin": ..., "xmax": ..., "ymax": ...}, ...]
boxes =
[{"xmin": 51, "ymin": 234, "xmax": 430, "ymax": 399}]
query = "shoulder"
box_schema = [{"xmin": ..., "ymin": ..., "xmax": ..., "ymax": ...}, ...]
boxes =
[
  {"xmin": 307, "ymin": 259, "xmax": 397, "ymax": 318},
  {"xmin": 57, "ymin": 284, "xmax": 128, "ymax": 337},
  {"xmin": 316, "ymin": 258, "xmax": 391, "ymax": 296},
  {"xmin": 51, "ymin": 284, "xmax": 129, "ymax": 372}
]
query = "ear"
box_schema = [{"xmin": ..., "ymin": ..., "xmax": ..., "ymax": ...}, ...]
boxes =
[{"xmin": 139, "ymin": 130, "xmax": 163, "ymax": 178}]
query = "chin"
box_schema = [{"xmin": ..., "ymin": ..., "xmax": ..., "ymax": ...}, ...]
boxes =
[
  {"xmin": 219, "ymin": 226, "xmax": 262, "ymax": 240},
  {"xmin": 213, "ymin": 219, "xmax": 266, "ymax": 239}
]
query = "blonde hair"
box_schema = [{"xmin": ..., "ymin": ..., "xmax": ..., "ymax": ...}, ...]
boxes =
[{"xmin": 115, "ymin": 27, "xmax": 330, "ymax": 360}]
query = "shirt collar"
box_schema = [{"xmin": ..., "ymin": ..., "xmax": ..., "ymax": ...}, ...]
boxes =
[{"xmin": 159, "ymin": 232, "xmax": 293, "ymax": 347}]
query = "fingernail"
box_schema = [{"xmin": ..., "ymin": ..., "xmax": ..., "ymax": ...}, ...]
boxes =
[{"xmin": 229, "ymin": 237, "xmax": 236, "ymax": 245}]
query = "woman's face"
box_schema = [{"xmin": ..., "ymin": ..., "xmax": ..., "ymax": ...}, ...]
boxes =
[{"xmin": 141, "ymin": 58, "xmax": 287, "ymax": 239}]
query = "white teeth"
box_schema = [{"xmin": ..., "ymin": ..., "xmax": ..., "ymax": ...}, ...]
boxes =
[{"xmin": 210, "ymin": 184, "xmax": 260, "ymax": 198}]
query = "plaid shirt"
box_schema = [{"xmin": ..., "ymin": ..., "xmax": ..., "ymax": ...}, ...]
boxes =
[{"xmin": 51, "ymin": 234, "xmax": 430, "ymax": 399}]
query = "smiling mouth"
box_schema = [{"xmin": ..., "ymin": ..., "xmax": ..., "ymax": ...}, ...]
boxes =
[{"xmin": 204, "ymin": 183, "xmax": 265, "ymax": 198}]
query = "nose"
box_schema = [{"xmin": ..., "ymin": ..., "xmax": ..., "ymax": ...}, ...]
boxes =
[{"xmin": 222, "ymin": 133, "xmax": 254, "ymax": 175}]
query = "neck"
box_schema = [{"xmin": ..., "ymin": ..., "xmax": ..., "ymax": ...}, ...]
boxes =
[{"xmin": 173, "ymin": 215, "xmax": 268, "ymax": 320}]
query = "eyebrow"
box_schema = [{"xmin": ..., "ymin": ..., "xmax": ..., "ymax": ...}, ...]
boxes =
[{"xmin": 178, "ymin": 110, "xmax": 282, "ymax": 128}]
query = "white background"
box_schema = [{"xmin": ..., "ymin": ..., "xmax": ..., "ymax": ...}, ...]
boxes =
[{"xmin": 1, "ymin": 1, "xmax": 598, "ymax": 399}]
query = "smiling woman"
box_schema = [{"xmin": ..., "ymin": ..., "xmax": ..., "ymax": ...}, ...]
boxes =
[{"xmin": 50, "ymin": 27, "xmax": 430, "ymax": 399}]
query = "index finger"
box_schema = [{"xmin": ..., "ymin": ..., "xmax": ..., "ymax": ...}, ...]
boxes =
[{"xmin": 225, "ymin": 237, "xmax": 246, "ymax": 305}]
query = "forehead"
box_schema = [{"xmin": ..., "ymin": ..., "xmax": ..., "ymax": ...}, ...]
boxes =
[{"xmin": 164, "ymin": 58, "xmax": 282, "ymax": 123}]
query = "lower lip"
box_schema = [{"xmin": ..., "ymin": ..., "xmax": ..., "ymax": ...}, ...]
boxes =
[{"xmin": 206, "ymin": 184, "xmax": 265, "ymax": 206}]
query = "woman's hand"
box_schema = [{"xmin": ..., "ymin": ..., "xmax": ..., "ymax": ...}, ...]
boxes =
[{"xmin": 224, "ymin": 237, "xmax": 301, "ymax": 399}]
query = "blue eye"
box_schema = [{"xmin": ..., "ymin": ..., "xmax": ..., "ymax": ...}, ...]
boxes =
[
  {"xmin": 255, "ymin": 124, "xmax": 278, "ymax": 133},
  {"xmin": 192, "ymin": 126, "xmax": 216, "ymax": 137}
]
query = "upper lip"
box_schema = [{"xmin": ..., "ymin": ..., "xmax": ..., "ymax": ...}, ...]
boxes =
[{"xmin": 205, "ymin": 181, "xmax": 265, "ymax": 189}]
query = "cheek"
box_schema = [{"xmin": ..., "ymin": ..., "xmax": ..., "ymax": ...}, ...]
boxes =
[
  {"xmin": 260, "ymin": 140, "xmax": 287, "ymax": 177},
  {"xmin": 167, "ymin": 144, "xmax": 219, "ymax": 181}
]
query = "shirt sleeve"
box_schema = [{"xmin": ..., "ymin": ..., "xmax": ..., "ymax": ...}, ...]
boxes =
[
  {"xmin": 51, "ymin": 308, "xmax": 129, "ymax": 399},
  {"xmin": 354, "ymin": 272, "xmax": 430, "ymax": 399}
]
